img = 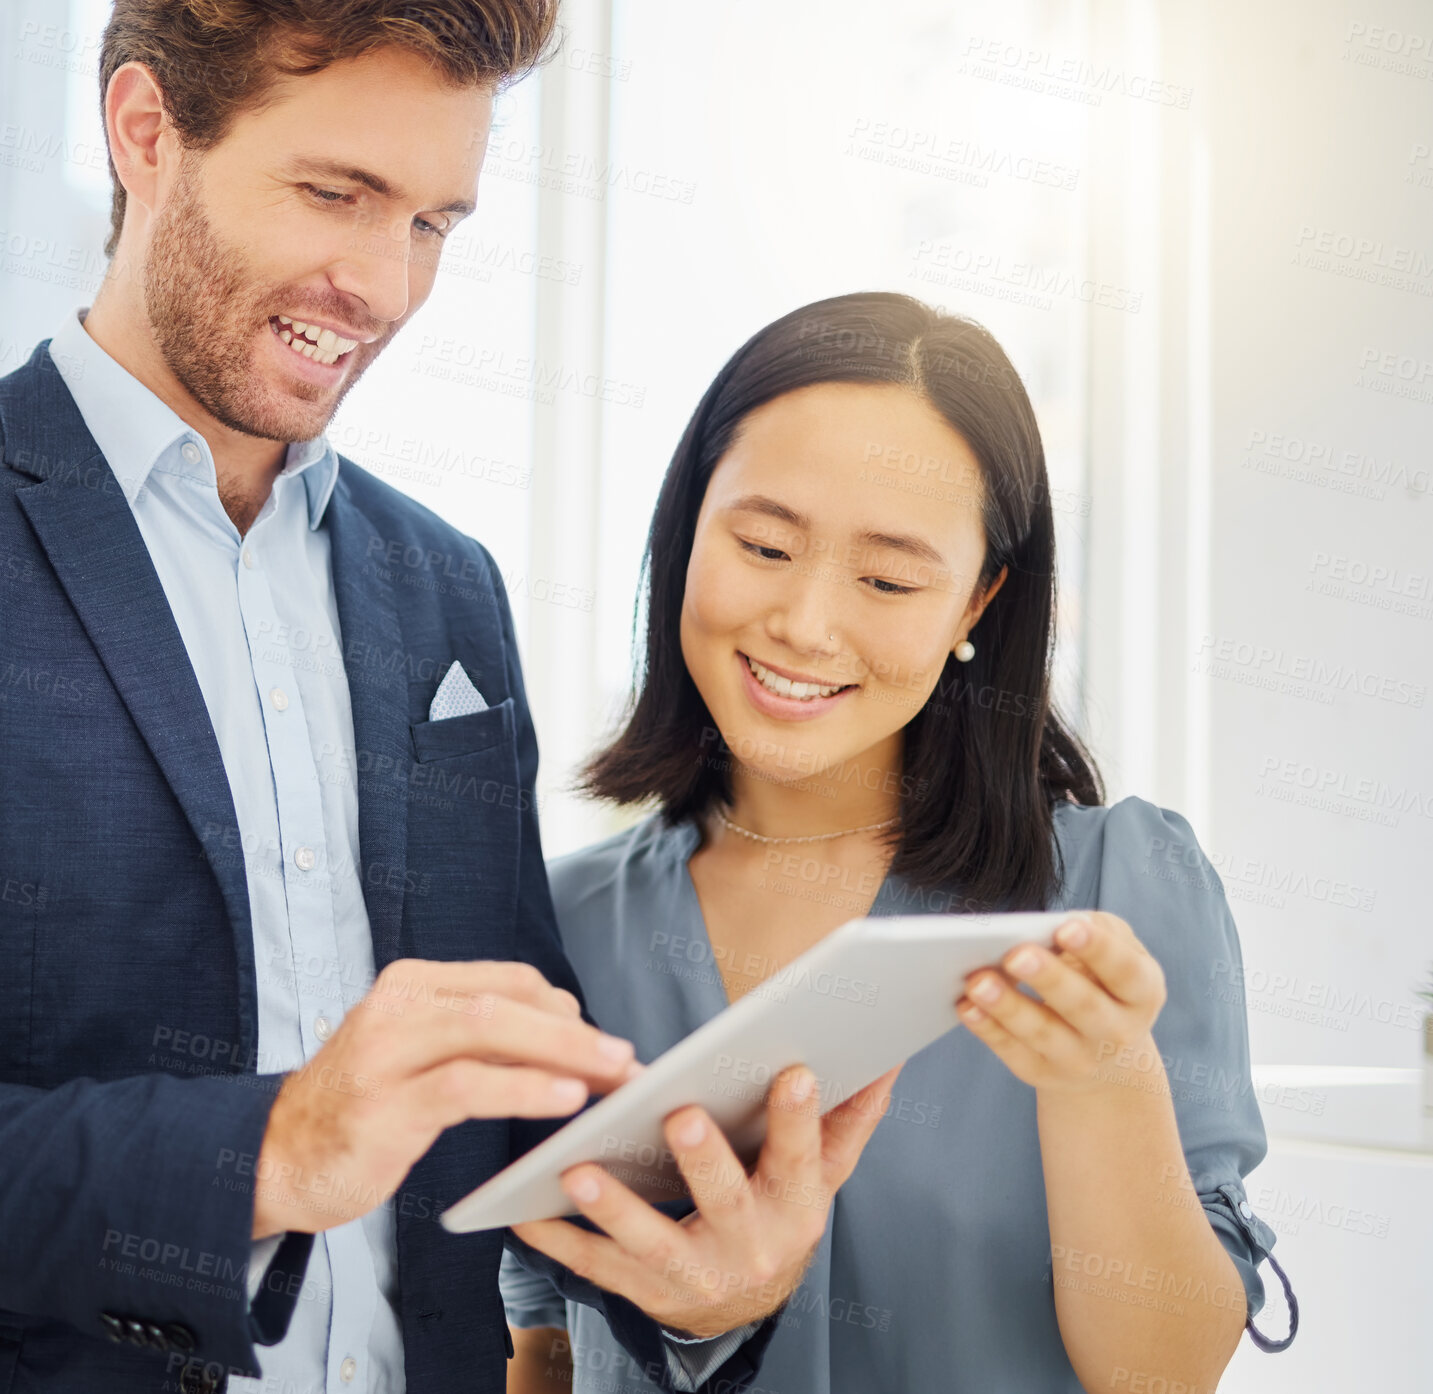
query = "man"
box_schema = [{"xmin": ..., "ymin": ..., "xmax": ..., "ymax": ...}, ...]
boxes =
[{"xmin": 0, "ymin": 3, "xmax": 894, "ymax": 1391}]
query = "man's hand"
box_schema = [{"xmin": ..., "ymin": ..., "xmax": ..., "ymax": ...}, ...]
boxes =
[
  {"xmin": 251, "ymin": 959, "xmax": 636, "ymax": 1238},
  {"xmin": 511, "ymin": 1064, "xmax": 901, "ymax": 1338}
]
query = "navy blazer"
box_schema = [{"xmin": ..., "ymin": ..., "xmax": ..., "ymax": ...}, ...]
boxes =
[{"xmin": 0, "ymin": 342, "xmax": 774, "ymax": 1394}]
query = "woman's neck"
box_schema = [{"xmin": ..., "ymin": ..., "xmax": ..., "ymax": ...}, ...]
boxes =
[{"xmin": 721, "ymin": 734, "xmax": 903, "ymax": 841}]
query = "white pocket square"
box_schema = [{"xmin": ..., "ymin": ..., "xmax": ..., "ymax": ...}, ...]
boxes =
[{"xmin": 429, "ymin": 662, "xmax": 488, "ymax": 721}]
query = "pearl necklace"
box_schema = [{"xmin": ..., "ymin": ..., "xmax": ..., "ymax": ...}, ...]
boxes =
[{"xmin": 714, "ymin": 810, "xmax": 900, "ymax": 846}]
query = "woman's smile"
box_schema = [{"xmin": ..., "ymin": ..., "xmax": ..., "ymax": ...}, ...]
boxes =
[{"xmin": 735, "ymin": 650, "xmax": 859, "ymax": 722}]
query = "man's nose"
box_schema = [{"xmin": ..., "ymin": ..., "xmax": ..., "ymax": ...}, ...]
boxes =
[{"xmin": 329, "ymin": 211, "xmax": 416, "ymax": 326}]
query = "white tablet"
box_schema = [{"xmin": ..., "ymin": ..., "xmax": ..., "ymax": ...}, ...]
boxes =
[{"xmin": 440, "ymin": 910, "xmax": 1070, "ymax": 1232}]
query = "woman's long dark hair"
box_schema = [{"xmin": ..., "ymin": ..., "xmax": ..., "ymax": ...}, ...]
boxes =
[{"xmin": 583, "ymin": 292, "xmax": 1102, "ymax": 910}]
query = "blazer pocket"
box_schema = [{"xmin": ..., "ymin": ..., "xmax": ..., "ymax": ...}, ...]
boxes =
[{"xmin": 409, "ymin": 696, "xmax": 515, "ymax": 763}]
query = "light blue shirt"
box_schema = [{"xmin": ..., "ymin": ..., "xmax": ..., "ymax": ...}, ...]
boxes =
[
  {"xmin": 48, "ymin": 307, "xmax": 749, "ymax": 1394},
  {"xmin": 51, "ymin": 307, "xmax": 401, "ymax": 1394}
]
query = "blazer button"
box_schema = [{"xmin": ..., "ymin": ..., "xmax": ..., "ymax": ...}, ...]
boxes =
[
  {"xmin": 99, "ymin": 1311, "xmax": 126, "ymax": 1343},
  {"xmin": 178, "ymin": 1361, "xmax": 225, "ymax": 1394},
  {"xmin": 164, "ymin": 1322, "xmax": 198, "ymax": 1355}
]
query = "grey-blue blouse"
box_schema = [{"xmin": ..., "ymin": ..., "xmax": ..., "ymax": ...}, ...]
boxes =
[{"xmin": 501, "ymin": 797, "xmax": 1282, "ymax": 1393}]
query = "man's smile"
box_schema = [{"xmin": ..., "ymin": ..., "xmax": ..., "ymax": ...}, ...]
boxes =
[{"xmin": 267, "ymin": 314, "xmax": 361, "ymax": 367}]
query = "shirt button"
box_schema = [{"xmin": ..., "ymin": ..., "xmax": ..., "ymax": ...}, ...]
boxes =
[
  {"xmin": 339, "ymin": 1356, "xmax": 357, "ymax": 1382},
  {"xmin": 1238, "ymin": 1200, "xmax": 1254, "ymax": 1220},
  {"xmin": 294, "ymin": 846, "xmax": 316, "ymax": 871},
  {"xmin": 315, "ymin": 1016, "xmax": 334, "ymax": 1042},
  {"xmin": 181, "ymin": 441, "xmax": 201, "ymax": 464},
  {"xmin": 241, "ymin": 548, "xmax": 256, "ymax": 570},
  {"xmin": 270, "ymin": 687, "xmax": 290, "ymax": 711}
]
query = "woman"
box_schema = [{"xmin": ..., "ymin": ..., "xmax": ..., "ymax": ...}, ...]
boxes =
[{"xmin": 500, "ymin": 293, "xmax": 1293, "ymax": 1392}]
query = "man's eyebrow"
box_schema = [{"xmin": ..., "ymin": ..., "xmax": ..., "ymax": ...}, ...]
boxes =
[
  {"xmin": 724, "ymin": 494, "xmax": 948, "ymax": 568},
  {"xmin": 282, "ymin": 156, "xmax": 476, "ymax": 216}
]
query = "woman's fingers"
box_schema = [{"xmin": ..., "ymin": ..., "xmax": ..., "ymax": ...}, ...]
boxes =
[
  {"xmin": 961, "ymin": 970, "xmax": 1084, "ymax": 1064},
  {"xmin": 1051, "ymin": 913, "xmax": 1165, "ymax": 1008},
  {"xmin": 999, "ymin": 943, "xmax": 1122, "ymax": 1039},
  {"xmin": 955, "ymin": 999, "xmax": 1049, "ymax": 1082},
  {"xmin": 956, "ymin": 914, "xmax": 1168, "ymax": 1090}
]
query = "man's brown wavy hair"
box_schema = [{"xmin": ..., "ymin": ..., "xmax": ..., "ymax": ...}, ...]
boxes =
[{"xmin": 98, "ymin": 0, "xmax": 558, "ymax": 258}]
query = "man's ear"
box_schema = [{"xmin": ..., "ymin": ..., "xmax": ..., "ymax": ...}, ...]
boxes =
[{"xmin": 105, "ymin": 61, "xmax": 172, "ymax": 227}]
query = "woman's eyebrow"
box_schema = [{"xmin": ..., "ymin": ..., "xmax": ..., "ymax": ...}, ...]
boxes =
[
  {"xmin": 723, "ymin": 494, "xmax": 947, "ymax": 567},
  {"xmin": 856, "ymin": 529, "xmax": 947, "ymax": 568},
  {"xmin": 724, "ymin": 493, "xmax": 807, "ymax": 528}
]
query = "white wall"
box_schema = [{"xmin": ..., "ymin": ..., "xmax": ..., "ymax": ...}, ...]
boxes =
[
  {"xmin": 1077, "ymin": 1, "xmax": 1433, "ymax": 1384},
  {"xmin": 1078, "ymin": 0, "xmax": 1431, "ymax": 1082}
]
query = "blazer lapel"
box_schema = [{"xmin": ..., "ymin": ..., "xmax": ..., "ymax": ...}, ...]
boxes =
[
  {"xmin": 5, "ymin": 343, "xmax": 262, "ymax": 1062},
  {"xmin": 324, "ymin": 474, "xmax": 410, "ymax": 973}
]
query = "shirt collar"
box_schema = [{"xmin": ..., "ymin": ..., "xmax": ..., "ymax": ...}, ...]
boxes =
[{"xmin": 49, "ymin": 306, "xmax": 340, "ymax": 531}]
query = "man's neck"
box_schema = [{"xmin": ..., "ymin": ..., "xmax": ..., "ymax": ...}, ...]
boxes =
[{"xmin": 82, "ymin": 280, "xmax": 287, "ymax": 534}]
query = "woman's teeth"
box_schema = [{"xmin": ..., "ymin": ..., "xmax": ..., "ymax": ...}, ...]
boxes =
[
  {"xmin": 745, "ymin": 654, "xmax": 849, "ymax": 700},
  {"xmin": 271, "ymin": 315, "xmax": 357, "ymax": 366}
]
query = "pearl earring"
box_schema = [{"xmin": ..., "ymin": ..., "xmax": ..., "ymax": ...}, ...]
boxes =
[{"xmin": 955, "ymin": 640, "xmax": 975, "ymax": 662}]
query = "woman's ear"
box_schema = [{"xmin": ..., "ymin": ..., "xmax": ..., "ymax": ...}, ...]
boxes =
[
  {"xmin": 955, "ymin": 564, "xmax": 1008, "ymax": 648},
  {"xmin": 978, "ymin": 565, "xmax": 1009, "ymax": 619}
]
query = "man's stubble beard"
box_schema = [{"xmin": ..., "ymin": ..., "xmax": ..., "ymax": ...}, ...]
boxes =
[{"xmin": 142, "ymin": 154, "xmax": 377, "ymax": 450}]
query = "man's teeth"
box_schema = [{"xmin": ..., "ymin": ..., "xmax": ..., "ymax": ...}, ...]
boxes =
[
  {"xmin": 745, "ymin": 655, "xmax": 847, "ymax": 700},
  {"xmin": 273, "ymin": 315, "xmax": 358, "ymax": 366}
]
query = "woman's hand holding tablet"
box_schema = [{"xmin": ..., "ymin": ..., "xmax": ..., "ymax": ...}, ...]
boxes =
[{"xmin": 956, "ymin": 910, "xmax": 1168, "ymax": 1092}]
